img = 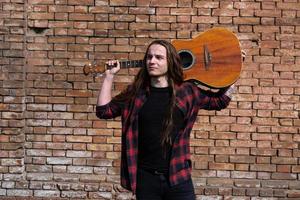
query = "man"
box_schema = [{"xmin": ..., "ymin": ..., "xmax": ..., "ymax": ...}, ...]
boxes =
[{"xmin": 96, "ymin": 40, "xmax": 235, "ymax": 200}]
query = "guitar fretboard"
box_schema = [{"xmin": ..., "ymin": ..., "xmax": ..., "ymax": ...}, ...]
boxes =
[{"xmin": 120, "ymin": 60, "xmax": 143, "ymax": 69}]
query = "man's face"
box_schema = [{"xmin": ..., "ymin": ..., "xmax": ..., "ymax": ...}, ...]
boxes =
[{"xmin": 146, "ymin": 44, "xmax": 168, "ymax": 78}]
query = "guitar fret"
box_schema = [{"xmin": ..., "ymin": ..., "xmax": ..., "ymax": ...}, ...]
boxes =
[{"xmin": 120, "ymin": 61, "xmax": 124, "ymax": 68}]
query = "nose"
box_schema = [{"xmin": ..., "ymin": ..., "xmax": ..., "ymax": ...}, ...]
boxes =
[{"xmin": 149, "ymin": 56, "xmax": 156, "ymax": 64}]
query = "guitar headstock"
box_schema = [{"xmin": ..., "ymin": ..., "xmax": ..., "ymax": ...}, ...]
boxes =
[{"xmin": 83, "ymin": 63, "xmax": 106, "ymax": 76}]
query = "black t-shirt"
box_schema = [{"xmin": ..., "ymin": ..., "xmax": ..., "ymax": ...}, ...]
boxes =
[{"xmin": 138, "ymin": 86, "xmax": 184, "ymax": 171}]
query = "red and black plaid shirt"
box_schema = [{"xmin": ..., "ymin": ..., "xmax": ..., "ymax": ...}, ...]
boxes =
[{"xmin": 96, "ymin": 82, "xmax": 231, "ymax": 194}]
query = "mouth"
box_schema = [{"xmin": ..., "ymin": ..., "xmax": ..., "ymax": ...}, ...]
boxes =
[{"xmin": 148, "ymin": 67, "xmax": 157, "ymax": 71}]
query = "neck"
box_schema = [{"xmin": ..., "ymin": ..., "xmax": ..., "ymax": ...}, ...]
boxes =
[{"xmin": 150, "ymin": 76, "xmax": 169, "ymax": 88}]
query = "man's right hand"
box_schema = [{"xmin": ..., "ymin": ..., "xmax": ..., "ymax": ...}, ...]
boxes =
[{"xmin": 105, "ymin": 60, "xmax": 121, "ymax": 78}]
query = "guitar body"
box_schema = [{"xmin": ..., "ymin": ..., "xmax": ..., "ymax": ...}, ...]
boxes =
[{"xmin": 172, "ymin": 27, "xmax": 242, "ymax": 88}]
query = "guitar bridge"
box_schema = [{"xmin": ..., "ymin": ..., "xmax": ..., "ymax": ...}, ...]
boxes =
[{"xmin": 204, "ymin": 45, "xmax": 212, "ymax": 70}]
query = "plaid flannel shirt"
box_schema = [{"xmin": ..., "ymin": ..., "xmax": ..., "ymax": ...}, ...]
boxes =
[{"xmin": 96, "ymin": 82, "xmax": 231, "ymax": 194}]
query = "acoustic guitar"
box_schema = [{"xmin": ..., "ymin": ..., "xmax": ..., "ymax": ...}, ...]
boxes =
[{"xmin": 83, "ymin": 27, "xmax": 242, "ymax": 88}]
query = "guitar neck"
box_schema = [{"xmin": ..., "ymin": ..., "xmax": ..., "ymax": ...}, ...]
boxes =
[{"xmin": 119, "ymin": 60, "xmax": 143, "ymax": 69}]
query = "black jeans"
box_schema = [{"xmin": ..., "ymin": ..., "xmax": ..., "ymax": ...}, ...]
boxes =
[{"xmin": 136, "ymin": 168, "xmax": 195, "ymax": 200}]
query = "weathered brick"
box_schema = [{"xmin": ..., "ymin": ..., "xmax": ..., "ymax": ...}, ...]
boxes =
[
  {"xmin": 192, "ymin": 16, "xmax": 218, "ymax": 24},
  {"xmin": 34, "ymin": 190, "xmax": 60, "ymax": 197},
  {"xmin": 89, "ymin": 191, "xmax": 113, "ymax": 199},
  {"xmin": 250, "ymin": 164, "xmax": 276, "ymax": 172},
  {"xmin": 272, "ymin": 172, "xmax": 297, "ymax": 180},
  {"xmin": 28, "ymin": 12, "xmax": 55, "ymax": 20},
  {"xmin": 67, "ymin": 166, "xmax": 93, "ymax": 174},
  {"xmin": 66, "ymin": 150, "xmax": 92, "ymax": 157},
  {"xmin": 1, "ymin": 159, "xmax": 23, "ymax": 166},
  {"xmin": 66, "ymin": 136, "xmax": 92, "ymax": 143},
  {"xmin": 86, "ymin": 159, "xmax": 113, "ymax": 167},
  {"xmin": 230, "ymin": 156, "xmax": 255, "ymax": 164},
  {"xmin": 6, "ymin": 189, "xmax": 32, "ymax": 196},
  {"xmin": 80, "ymin": 174, "xmax": 106, "ymax": 182},
  {"xmin": 2, "ymin": 1, "xmax": 300, "ymax": 199},
  {"xmin": 46, "ymin": 157, "xmax": 72, "ymax": 165},
  {"xmin": 61, "ymin": 191, "xmax": 87, "ymax": 198},
  {"xmin": 235, "ymin": 180, "xmax": 260, "ymax": 188},
  {"xmin": 87, "ymin": 144, "xmax": 113, "ymax": 151},
  {"xmin": 209, "ymin": 163, "xmax": 234, "ymax": 171},
  {"xmin": 232, "ymin": 171, "xmax": 256, "ymax": 179}
]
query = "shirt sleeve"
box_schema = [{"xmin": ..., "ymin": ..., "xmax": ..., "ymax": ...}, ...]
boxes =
[
  {"xmin": 95, "ymin": 86, "xmax": 131, "ymax": 119},
  {"xmin": 96, "ymin": 99, "xmax": 123, "ymax": 119}
]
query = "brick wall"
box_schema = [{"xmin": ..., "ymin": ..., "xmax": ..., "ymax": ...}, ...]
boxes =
[
  {"xmin": 0, "ymin": 0, "xmax": 299, "ymax": 199},
  {"xmin": 0, "ymin": 0, "xmax": 27, "ymax": 197}
]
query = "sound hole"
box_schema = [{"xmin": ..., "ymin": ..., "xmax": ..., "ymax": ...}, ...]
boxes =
[{"xmin": 178, "ymin": 50, "xmax": 194, "ymax": 70}]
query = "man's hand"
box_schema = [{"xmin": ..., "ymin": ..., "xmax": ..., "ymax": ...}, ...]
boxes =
[{"xmin": 105, "ymin": 60, "xmax": 121, "ymax": 78}]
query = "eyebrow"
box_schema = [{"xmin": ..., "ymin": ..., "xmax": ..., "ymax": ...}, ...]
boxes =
[{"xmin": 147, "ymin": 53, "xmax": 166, "ymax": 58}]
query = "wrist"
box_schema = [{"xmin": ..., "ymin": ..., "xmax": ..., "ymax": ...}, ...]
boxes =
[
  {"xmin": 104, "ymin": 73, "xmax": 115, "ymax": 80},
  {"xmin": 224, "ymin": 85, "xmax": 235, "ymax": 98}
]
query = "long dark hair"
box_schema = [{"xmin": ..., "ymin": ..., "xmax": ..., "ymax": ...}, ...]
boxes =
[{"xmin": 116, "ymin": 40, "xmax": 184, "ymax": 147}]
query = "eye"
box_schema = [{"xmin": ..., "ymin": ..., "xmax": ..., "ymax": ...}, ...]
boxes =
[
  {"xmin": 155, "ymin": 55, "xmax": 164, "ymax": 60},
  {"xmin": 146, "ymin": 54, "xmax": 153, "ymax": 60}
]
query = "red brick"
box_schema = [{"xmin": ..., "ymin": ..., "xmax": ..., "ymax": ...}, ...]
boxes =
[
  {"xmin": 251, "ymin": 164, "xmax": 277, "ymax": 172},
  {"xmin": 272, "ymin": 141, "xmax": 298, "ymax": 149},
  {"xmin": 209, "ymin": 163, "xmax": 234, "ymax": 170},
  {"xmin": 213, "ymin": 9, "xmax": 239, "ymax": 17},
  {"xmin": 170, "ymin": 8, "xmax": 196, "ymax": 15},
  {"xmin": 272, "ymin": 172, "xmax": 297, "ymax": 180},
  {"xmin": 209, "ymin": 147, "xmax": 235, "ymax": 155},
  {"xmin": 28, "ymin": 12, "xmax": 54, "ymax": 20},
  {"xmin": 230, "ymin": 156, "xmax": 255, "ymax": 163},
  {"xmin": 193, "ymin": 1, "xmax": 219, "ymax": 8},
  {"xmin": 68, "ymin": 0, "xmax": 94, "ymax": 5},
  {"xmin": 192, "ymin": 16, "xmax": 218, "ymax": 24},
  {"xmin": 236, "ymin": 180, "xmax": 260, "ymax": 189},
  {"xmin": 234, "ymin": 2, "xmax": 260, "ymax": 9},
  {"xmin": 129, "ymin": 22, "xmax": 156, "ymax": 31},
  {"xmin": 87, "ymin": 144, "xmax": 113, "ymax": 151},
  {"xmin": 234, "ymin": 17, "xmax": 260, "ymax": 25},
  {"xmin": 3, "ymin": 1, "xmax": 300, "ymax": 199}
]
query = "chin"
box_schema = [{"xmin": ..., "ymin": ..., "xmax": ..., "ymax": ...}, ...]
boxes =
[
  {"xmin": 148, "ymin": 73, "xmax": 161, "ymax": 77},
  {"xmin": 147, "ymin": 70, "xmax": 167, "ymax": 77},
  {"xmin": 147, "ymin": 71, "xmax": 157, "ymax": 76}
]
